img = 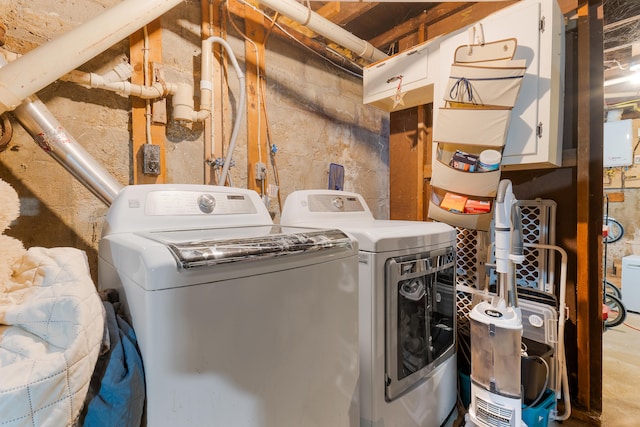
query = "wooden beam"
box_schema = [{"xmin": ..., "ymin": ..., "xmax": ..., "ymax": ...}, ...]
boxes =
[
  {"xmin": 390, "ymin": 107, "xmax": 422, "ymax": 221},
  {"xmin": 575, "ymin": 0, "xmax": 604, "ymax": 414},
  {"xmin": 202, "ymin": 0, "xmax": 213, "ymax": 183},
  {"xmin": 426, "ymin": 1, "xmax": 519, "ymax": 40},
  {"xmin": 390, "ymin": 34, "xmax": 427, "ymax": 221},
  {"xmin": 317, "ymin": 2, "xmax": 377, "ymax": 25},
  {"xmin": 417, "ymin": 23, "xmax": 429, "ymax": 222},
  {"xmin": 205, "ymin": 1, "xmax": 231, "ymax": 185},
  {"xmin": 244, "ymin": 5, "xmax": 269, "ymax": 194},
  {"xmin": 130, "ymin": 19, "xmax": 166, "ymax": 184},
  {"xmin": 369, "ymin": 2, "xmax": 473, "ymax": 49},
  {"xmin": 558, "ymin": 0, "xmax": 579, "ymax": 15}
]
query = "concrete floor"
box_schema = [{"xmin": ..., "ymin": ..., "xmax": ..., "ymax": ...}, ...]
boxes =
[
  {"xmin": 548, "ymin": 311, "xmax": 640, "ymax": 427},
  {"xmin": 599, "ymin": 311, "xmax": 640, "ymax": 426}
]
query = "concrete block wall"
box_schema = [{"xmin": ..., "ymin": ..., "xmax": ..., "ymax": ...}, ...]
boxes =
[{"xmin": 0, "ymin": 0, "xmax": 390, "ymax": 281}]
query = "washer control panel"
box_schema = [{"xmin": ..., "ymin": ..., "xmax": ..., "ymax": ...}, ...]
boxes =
[
  {"xmin": 144, "ymin": 190, "xmax": 257, "ymax": 216},
  {"xmin": 102, "ymin": 184, "xmax": 271, "ymax": 236}
]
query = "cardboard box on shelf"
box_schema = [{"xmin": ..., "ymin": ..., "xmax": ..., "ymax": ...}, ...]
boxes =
[
  {"xmin": 450, "ymin": 150, "xmax": 479, "ymax": 171},
  {"xmin": 440, "ymin": 192, "xmax": 468, "ymax": 213},
  {"xmin": 464, "ymin": 199, "xmax": 491, "ymax": 213}
]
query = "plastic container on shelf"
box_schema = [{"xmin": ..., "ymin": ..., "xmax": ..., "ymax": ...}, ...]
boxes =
[
  {"xmin": 478, "ymin": 149, "xmax": 502, "ymax": 172},
  {"xmin": 521, "ymin": 337, "xmax": 554, "ymax": 405}
]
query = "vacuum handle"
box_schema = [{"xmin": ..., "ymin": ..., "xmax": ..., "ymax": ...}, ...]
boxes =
[{"xmin": 511, "ymin": 205, "xmax": 525, "ymax": 260}]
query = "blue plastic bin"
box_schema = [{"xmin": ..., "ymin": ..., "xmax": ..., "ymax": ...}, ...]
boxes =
[
  {"xmin": 522, "ymin": 389, "xmax": 556, "ymax": 427},
  {"xmin": 458, "ymin": 370, "xmax": 471, "ymax": 408}
]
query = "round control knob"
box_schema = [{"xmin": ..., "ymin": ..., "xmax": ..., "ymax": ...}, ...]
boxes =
[
  {"xmin": 198, "ymin": 193, "xmax": 216, "ymax": 214},
  {"xmin": 332, "ymin": 197, "xmax": 344, "ymax": 209}
]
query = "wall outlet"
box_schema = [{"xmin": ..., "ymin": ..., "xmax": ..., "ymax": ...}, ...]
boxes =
[
  {"xmin": 634, "ymin": 154, "xmax": 640, "ymax": 164},
  {"xmin": 255, "ymin": 162, "xmax": 267, "ymax": 180},
  {"xmin": 143, "ymin": 144, "xmax": 161, "ymax": 175}
]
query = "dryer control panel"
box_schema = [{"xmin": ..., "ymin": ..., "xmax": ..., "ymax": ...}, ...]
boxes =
[{"xmin": 308, "ymin": 193, "xmax": 366, "ymax": 213}]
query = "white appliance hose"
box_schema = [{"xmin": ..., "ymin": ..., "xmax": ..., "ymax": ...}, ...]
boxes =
[{"xmin": 203, "ymin": 37, "xmax": 246, "ymax": 186}]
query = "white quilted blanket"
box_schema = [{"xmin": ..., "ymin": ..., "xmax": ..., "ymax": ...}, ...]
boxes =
[{"xmin": 0, "ymin": 247, "xmax": 105, "ymax": 427}]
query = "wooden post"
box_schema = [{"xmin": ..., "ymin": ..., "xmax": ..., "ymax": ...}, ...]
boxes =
[
  {"xmin": 576, "ymin": 0, "xmax": 604, "ymax": 414},
  {"xmin": 243, "ymin": 5, "xmax": 268, "ymax": 194},
  {"xmin": 130, "ymin": 19, "xmax": 166, "ymax": 184},
  {"xmin": 202, "ymin": 0, "xmax": 214, "ymax": 184},
  {"xmin": 203, "ymin": 0, "xmax": 230, "ymax": 185},
  {"xmin": 390, "ymin": 34, "xmax": 426, "ymax": 221}
]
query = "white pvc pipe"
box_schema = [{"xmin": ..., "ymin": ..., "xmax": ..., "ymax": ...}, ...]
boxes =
[
  {"xmin": 254, "ymin": 0, "xmax": 387, "ymax": 62},
  {"xmin": 0, "ymin": 0, "xmax": 184, "ymax": 114},
  {"xmin": 63, "ymin": 70, "xmax": 178, "ymax": 99}
]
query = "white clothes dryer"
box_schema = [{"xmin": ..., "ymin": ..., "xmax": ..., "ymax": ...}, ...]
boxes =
[
  {"xmin": 98, "ymin": 184, "xmax": 359, "ymax": 427},
  {"xmin": 281, "ymin": 190, "xmax": 457, "ymax": 427}
]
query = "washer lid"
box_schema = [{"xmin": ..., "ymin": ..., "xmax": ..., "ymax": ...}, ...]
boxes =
[
  {"xmin": 313, "ymin": 219, "xmax": 454, "ymax": 252},
  {"xmin": 140, "ymin": 225, "xmax": 353, "ymax": 269}
]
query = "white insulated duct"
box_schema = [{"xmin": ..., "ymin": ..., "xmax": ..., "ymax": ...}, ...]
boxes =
[
  {"xmin": 0, "ymin": 54, "xmax": 123, "ymax": 205},
  {"xmin": 12, "ymin": 95, "xmax": 124, "ymax": 205},
  {"xmin": 254, "ymin": 0, "xmax": 387, "ymax": 63},
  {"xmin": 0, "ymin": 50, "xmax": 123, "ymax": 205},
  {"xmin": 0, "ymin": 0, "xmax": 184, "ymax": 115}
]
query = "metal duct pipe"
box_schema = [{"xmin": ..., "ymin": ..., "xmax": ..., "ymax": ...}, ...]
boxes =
[
  {"xmin": 11, "ymin": 96, "xmax": 124, "ymax": 205},
  {"xmin": 253, "ymin": 0, "xmax": 387, "ymax": 62},
  {"xmin": 0, "ymin": 0, "xmax": 184, "ymax": 115}
]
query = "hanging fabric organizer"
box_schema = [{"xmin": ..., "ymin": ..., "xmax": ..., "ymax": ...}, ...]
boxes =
[{"xmin": 428, "ymin": 37, "xmax": 526, "ymax": 231}]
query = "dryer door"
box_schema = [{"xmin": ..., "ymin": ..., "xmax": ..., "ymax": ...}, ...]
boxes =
[{"xmin": 384, "ymin": 247, "xmax": 456, "ymax": 401}]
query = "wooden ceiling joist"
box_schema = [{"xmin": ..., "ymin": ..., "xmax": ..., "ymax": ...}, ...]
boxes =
[
  {"xmin": 316, "ymin": 2, "xmax": 377, "ymax": 25},
  {"xmin": 369, "ymin": 2, "xmax": 473, "ymax": 49}
]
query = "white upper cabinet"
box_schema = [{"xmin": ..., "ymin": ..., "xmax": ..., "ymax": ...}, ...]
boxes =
[
  {"xmin": 363, "ymin": 0, "xmax": 565, "ymax": 170},
  {"xmin": 436, "ymin": 0, "xmax": 565, "ymax": 170},
  {"xmin": 363, "ymin": 41, "xmax": 437, "ymax": 112}
]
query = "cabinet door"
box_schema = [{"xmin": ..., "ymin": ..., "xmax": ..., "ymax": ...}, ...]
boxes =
[
  {"xmin": 364, "ymin": 42, "xmax": 435, "ymax": 112},
  {"xmin": 435, "ymin": 0, "xmax": 564, "ymax": 169}
]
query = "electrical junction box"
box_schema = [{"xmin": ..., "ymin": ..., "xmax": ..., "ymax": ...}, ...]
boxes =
[
  {"xmin": 143, "ymin": 144, "xmax": 161, "ymax": 175},
  {"xmin": 604, "ymin": 119, "xmax": 633, "ymax": 167}
]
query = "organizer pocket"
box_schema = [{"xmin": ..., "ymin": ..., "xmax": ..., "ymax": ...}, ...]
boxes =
[
  {"xmin": 444, "ymin": 61, "xmax": 526, "ymax": 108},
  {"xmin": 428, "ymin": 188, "xmax": 494, "ymax": 231},
  {"xmin": 431, "ymin": 156, "xmax": 501, "ymax": 198},
  {"xmin": 433, "ymin": 107, "xmax": 512, "ymax": 147}
]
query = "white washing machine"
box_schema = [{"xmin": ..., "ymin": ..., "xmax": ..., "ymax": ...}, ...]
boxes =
[
  {"xmin": 98, "ymin": 184, "xmax": 360, "ymax": 427},
  {"xmin": 281, "ymin": 190, "xmax": 457, "ymax": 427},
  {"xmin": 622, "ymin": 255, "xmax": 640, "ymax": 313}
]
